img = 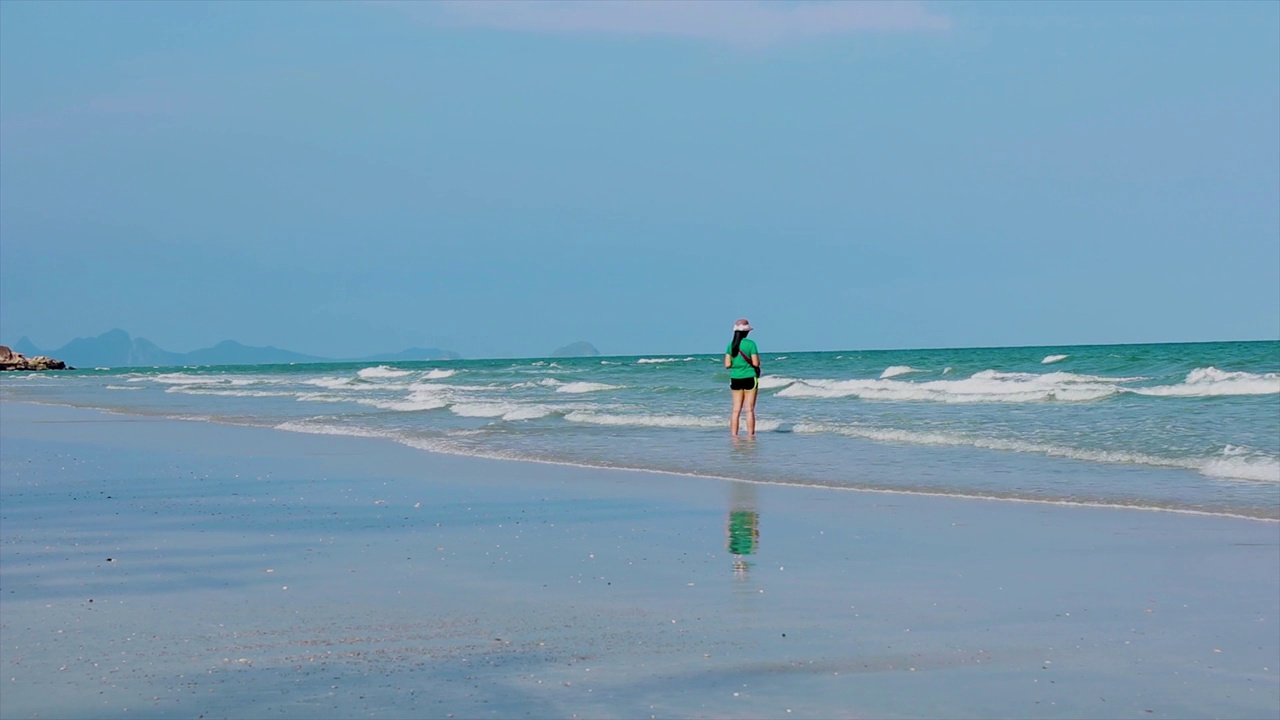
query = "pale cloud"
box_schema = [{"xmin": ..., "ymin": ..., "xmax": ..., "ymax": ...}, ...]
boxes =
[{"xmin": 408, "ymin": 1, "xmax": 951, "ymax": 45}]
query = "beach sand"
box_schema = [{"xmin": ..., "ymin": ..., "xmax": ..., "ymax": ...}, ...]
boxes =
[{"xmin": 1, "ymin": 402, "xmax": 1277, "ymax": 719}]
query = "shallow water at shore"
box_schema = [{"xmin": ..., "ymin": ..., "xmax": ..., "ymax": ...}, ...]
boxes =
[{"xmin": 2, "ymin": 340, "xmax": 1277, "ymax": 518}]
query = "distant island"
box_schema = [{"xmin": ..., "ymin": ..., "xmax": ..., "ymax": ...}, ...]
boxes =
[
  {"xmin": 8, "ymin": 329, "xmax": 461, "ymax": 369},
  {"xmin": 551, "ymin": 341, "xmax": 600, "ymax": 358}
]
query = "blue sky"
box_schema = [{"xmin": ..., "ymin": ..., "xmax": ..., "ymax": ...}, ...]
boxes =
[{"xmin": 1, "ymin": 1, "xmax": 1277, "ymax": 359}]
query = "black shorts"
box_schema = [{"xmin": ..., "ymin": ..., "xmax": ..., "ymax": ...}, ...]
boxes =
[{"xmin": 730, "ymin": 376, "xmax": 757, "ymax": 391}]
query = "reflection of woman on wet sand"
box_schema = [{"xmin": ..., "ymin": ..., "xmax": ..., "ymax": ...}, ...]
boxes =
[{"xmin": 726, "ymin": 482, "xmax": 760, "ymax": 577}]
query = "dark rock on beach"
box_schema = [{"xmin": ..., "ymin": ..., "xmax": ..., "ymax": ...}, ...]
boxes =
[{"xmin": 0, "ymin": 345, "xmax": 72, "ymax": 371}]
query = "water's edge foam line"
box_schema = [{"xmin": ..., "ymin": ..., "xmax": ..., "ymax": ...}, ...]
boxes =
[{"xmin": 5, "ymin": 400, "xmax": 1274, "ymax": 523}]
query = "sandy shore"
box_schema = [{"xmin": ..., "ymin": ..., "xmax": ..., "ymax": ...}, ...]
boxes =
[{"xmin": 1, "ymin": 401, "xmax": 1277, "ymax": 719}]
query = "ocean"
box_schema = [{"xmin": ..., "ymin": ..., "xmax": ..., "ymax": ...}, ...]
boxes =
[{"xmin": 2, "ymin": 340, "xmax": 1277, "ymax": 519}]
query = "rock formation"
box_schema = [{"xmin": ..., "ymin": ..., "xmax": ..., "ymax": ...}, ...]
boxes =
[{"xmin": 0, "ymin": 345, "xmax": 71, "ymax": 371}]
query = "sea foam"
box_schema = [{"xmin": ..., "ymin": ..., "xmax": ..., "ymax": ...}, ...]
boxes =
[
  {"xmin": 451, "ymin": 402, "xmax": 553, "ymax": 420},
  {"xmin": 776, "ymin": 369, "xmax": 1132, "ymax": 403},
  {"xmin": 555, "ymin": 382, "xmax": 621, "ymax": 394},
  {"xmin": 305, "ymin": 377, "xmax": 353, "ymax": 389},
  {"xmin": 357, "ymin": 365, "xmax": 412, "ymax": 379},
  {"xmin": 880, "ymin": 365, "xmax": 923, "ymax": 379},
  {"xmin": 365, "ymin": 389, "xmax": 450, "ymax": 412},
  {"xmin": 166, "ymin": 387, "xmax": 296, "ymax": 399},
  {"xmin": 1129, "ymin": 367, "xmax": 1280, "ymax": 397},
  {"xmin": 147, "ymin": 373, "xmax": 216, "ymax": 385},
  {"xmin": 565, "ymin": 411, "xmax": 721, "ymax": 429},
  {"xmin": 792, "ymin": 422, "xmax": 1279, "ymax": 483},
  {"xmin": 1201, "ymin": 448, "xmax": 1280, "ymax": 483},
  {"xmin": 756, "ymin": 376, "xmax": 799, "ymax": 390}
]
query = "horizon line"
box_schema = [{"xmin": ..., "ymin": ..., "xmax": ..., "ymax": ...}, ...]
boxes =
[{"xmin": 5, "ymin": 332, "xmax": 1276, "ymax": 368}]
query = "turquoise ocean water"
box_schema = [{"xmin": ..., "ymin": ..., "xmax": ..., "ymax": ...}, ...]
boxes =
[{"xmin": 2, "ymin": 341, "xmax": 1277, "ymax": 519}]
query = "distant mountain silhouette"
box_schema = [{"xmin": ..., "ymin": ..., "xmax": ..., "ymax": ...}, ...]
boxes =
[
  {"xmin": 182, "ymin": 340, "xmax": 324, "ymax": 366},
  {"xmin": 11, "ymin": 329, "xmax": 461, "ymax": 369},
  {"xmin": 551, "ymin": 341, "xmax": 600, "ymax": 357},
  {"xmin": 352, "ymin": 347, "xmax": 464, "ymax": 363},
  {"xmin": 13, "ymin": 337, "xmax": 42, "ymax": 357},
  {"xmin": 55, "ymin": 329, "xmax": 183, "ymax": 368}
]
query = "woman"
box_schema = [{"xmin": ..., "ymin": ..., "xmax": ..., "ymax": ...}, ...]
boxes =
[{"xmin": 724, "ymin": 318, "xmax": 761, "ymax": 436}]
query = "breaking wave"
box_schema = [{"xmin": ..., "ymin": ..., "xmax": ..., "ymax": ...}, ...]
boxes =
[
  {"xmin": 1129, "ymin": 367, "xmax": 1279, "ymax": 397},
  {"xmin": 791, "ymin": 422, "xmax": 1279, "ymax": 483},
  {"xmin": 555, "ymin": 381, "xmax": 622, "ymax": 394},
  {"xmin": 880, "ymin": 365, "xmax": 924, "ymax": 379},
  {"xmin": 777, "ymin": 370, "xmax": 1136, "ymax": 403},
  {"xmin": 357, "ymin": 365, "xmax": 413, "ymax": 379}
]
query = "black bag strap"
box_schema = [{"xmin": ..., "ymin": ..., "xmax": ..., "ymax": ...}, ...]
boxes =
[{"xmin": 738, "ymin": 349, "xmax": 760, "ymax": 377}]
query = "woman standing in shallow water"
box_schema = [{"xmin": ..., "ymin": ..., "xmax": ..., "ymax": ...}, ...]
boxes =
[{"xmin": 724, "ymin": 318, "xmax": 761, "ymax": 436}]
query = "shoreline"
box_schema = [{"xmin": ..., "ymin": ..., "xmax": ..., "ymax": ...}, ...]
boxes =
[
  {"xmin": 2, "ymin": 401, "xmax": 1278, "ymax": 719},
  {"xmin": 10, "ymin": 399, "xmax": 1280, "ymax": 522}
]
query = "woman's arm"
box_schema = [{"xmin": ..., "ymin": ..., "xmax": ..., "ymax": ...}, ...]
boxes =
[
  {"xmin": 724, "ymin": 354, "xmax": 733, "ymax": 369},
  {"xmin": 750, "ymin": 353, "xmax": 760, "ymax": 373}
]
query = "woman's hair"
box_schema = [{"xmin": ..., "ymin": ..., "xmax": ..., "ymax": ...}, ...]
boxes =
[{"xmin": 729, "ymin": 329, "xmax": 748, "ymax": 358}]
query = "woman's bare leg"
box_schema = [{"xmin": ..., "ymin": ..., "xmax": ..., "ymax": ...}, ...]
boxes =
[
  {"xmin": 744, "ymin": 387, "xmax": 758, "ymax": 436},
  {"xmin": 730, "ymin": 389, "xmax": 745, "ymax": 435}
]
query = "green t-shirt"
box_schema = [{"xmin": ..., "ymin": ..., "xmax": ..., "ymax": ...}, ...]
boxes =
[{"xmin": 726, "ymin": 337, "xmax": 759, "ymax": 379}]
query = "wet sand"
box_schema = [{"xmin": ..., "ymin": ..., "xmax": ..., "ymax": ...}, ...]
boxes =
[{"xmin": 1, "ymin": 401, "xmax": 1277, "ymax": 719}]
